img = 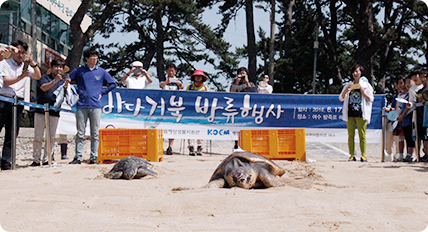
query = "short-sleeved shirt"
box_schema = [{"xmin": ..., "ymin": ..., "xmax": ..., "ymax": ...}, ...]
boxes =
[
  {"xmin": 0, "ymin": 58, "xmax": 35, "ymax": 98},
  {"xmin": 348, "ymin": 89, "xmax": 363, "ymax": 117},
  {"xmin": 35, "ymin": 74, "xmax": 65, "ymax": 116},
  {"xmin": 416, "ymin": 86, "xmax": 428, "ymax": 127},
  {"xmin": 186, "ymin": 83, "xmax": 209, "ymax": 91},
  {"xmin": 401, "ymin": 92, "xmax": 412, "ymax": 127},
  {"xmin": 258, "ymin": 83, "xmax": 273, "ymax": 94},
  {"xmin": 125, "ymin": 74, "xmax": 150, "ymax": 89},
  {"xmin": 230, "ymin": 81, "xmax": 257, "ymax": 92},
  {"xmin": 0, "ymin": 60, "xmax": 4, "ymax": 88},
  {"xmin": 69, "ymin": 64, "xmax": 117, "ymax": 108},
  {"xmin": 163, "ymin": 82, "xmax": 181, "ymax": 90}
]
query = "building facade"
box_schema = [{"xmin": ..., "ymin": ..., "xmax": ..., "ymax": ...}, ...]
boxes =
[
  {"xmin": 0, "ymin": 0, "xmax": 91, "ymax": 104},
  {"xmin": 0, "ymin": 0, "xmax": 91, "ymax": 73}
]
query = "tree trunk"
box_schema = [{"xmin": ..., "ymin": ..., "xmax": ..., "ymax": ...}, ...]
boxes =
[
  {"xmin": 344, "ymin": 0, "xmax": 375, "ymax": 83},
  {"xmin": 245, "ymin": 0, "xmax": 257, "ymax": 84},
  {"xmin": 66, "ymin": 0, "xmax": 118, "ymax": 71},
  {"xmin": 284, "ymin": 0, "xmax": 295, "ymax": 55},
  {"xmin": 66, "ymin": 0, "xmax": 93, "ymax": 70},
  {"xmin": 316, "ymin": 0, "xmax": 342, "ymax": 86},
  {"xmin": 155, "ymin": 8, "xmax": 165, "ymax": 82}
]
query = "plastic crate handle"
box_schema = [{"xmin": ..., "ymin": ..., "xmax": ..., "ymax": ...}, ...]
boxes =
[{"xmin": 105, "ymin": 124, "xmax": 115, "ymax": 129}]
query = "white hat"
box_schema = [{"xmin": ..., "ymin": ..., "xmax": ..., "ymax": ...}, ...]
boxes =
[{"xmin": 132, "ymin": 61, "xmax": 143, "ymax": 68}]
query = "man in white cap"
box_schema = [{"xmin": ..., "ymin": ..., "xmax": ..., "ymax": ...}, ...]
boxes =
[{"xmin": 121, "ymin": 61, "xmax": 153, "ymax": 89}]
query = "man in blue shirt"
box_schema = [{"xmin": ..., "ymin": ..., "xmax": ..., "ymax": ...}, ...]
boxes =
[{"xmin": 67, "ymin": 47, "xmax": 117, "ymax": 164}]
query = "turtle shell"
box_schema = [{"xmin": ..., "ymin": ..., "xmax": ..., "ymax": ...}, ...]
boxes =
[{"xmin": 209, "ymin": 151, "xmax": 285, "ymax": 182}]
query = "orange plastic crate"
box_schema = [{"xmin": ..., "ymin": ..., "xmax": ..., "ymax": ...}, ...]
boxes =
[
  {"xmin": 239, "ymin": 129, "xmax": 306, "ymax": 161},
  {"xmin": 98, "ymin": 128, "xmax": 163, "ymax": 163}
]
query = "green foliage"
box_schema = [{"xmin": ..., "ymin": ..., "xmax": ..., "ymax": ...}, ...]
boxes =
[
  {"xmin": 95, "ymin": 0, "xmax": 237, "ymax": 91},
  {"xmin": 85, "ymin": 0, "xmax": 427, "ymax": 94}
]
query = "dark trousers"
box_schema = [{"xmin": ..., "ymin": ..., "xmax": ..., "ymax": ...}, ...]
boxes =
[
  {"xmin": 0, "ymin": 101, "xmax": 23, "ymax": 164},
  {"xmin": 28, "ymin": 111, "xmax": 35, "ymax": 127}
]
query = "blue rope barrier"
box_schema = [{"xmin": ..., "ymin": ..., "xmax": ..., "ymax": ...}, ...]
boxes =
[{"xmin": 0, "ymin": 95, "xmax": 75, "ymax": 113}]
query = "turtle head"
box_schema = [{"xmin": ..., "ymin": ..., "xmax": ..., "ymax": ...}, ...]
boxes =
[
  {"xmin": 123, "ymin": 168, "xmax": 137, "ymax": 180},
  {"xmin": 227, "ymin": 168, "xmax": 257, "ymax": 189}
]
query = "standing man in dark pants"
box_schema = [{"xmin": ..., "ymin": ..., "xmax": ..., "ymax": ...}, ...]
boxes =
[
  {"xmin": 68, "ymin": 47, "xmax": 117, "ymax": 164},
  {"xmin": 0, "ymin": 40, "xmax": 41, "ymax": 170}
]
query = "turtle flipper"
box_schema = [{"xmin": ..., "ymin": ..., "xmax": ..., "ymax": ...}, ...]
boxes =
[
  {"xmin": 204, "ymin": 178, "xmax": 226, "ymax": 188},
  {"xmin": 135, "ymin": 167, "xmax": 157, "ymax": 178},
  {"xmin": 259, "ymin": 169, "xmax": 285, "ymax": 188},
  {"xmin": 104, "ymin": 171, "xmax": 123, "ymax": 179}
]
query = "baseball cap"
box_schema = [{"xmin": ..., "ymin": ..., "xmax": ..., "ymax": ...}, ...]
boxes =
[{"xmin": 132, "ymin": 61, "xmax": 143, "ymax": 68}]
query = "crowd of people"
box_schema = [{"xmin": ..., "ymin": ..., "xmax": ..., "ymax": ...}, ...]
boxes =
[
  {"xmin": 384, "ymin": 67, "xmax": 428, "ymax": 163},
  {"xmin": 0, "ymin": 41, "xmax": 275, "ymax": 169},
  {"xmin": 6, "ymin": 40, "xmax": 419, "ymax": 169}
]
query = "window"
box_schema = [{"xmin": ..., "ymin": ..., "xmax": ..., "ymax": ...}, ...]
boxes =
[
  {"xmin": 59, "ymin": 20, "xmax": 68, "ymax": 45},
  {"xmin": 20, "ymin": 0, "xmax": 31, "ymax": 23},
  {"xmin": 51, "ymin": 15, "xmax": 59, "ymax": 40},
  {"xmin": 17, "ymin": 2, "xmax": 72, "ymax": 56}
]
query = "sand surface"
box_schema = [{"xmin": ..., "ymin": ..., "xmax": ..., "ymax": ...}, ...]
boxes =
[{"xmin": 0, "ymin": 131, "xmax": 428, "ymax": 231}]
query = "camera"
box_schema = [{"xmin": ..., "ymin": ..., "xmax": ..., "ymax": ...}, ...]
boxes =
[
  {"xmin": 60, "ymin": 73, "xmax": 69, "ymax": 79},
  {"xmin": 23, "ymin": 60, "xmax": 30, "ymax": 71},
  {"xmin": 133, "ymin": 68, "xmax": 143, "ymax": 74}
]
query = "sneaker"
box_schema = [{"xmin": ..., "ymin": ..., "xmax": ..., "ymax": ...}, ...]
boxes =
[
  {"xmin": 30, "ymin": 161, "xmax": 40, "ymax": 167},
  {"xmin": 61, "ymin": 155, "xmax": 69, "ymax": 160},
  {"xmin": 189, "ymin": 146, "xmax": 195, "ymax": 156},
  {"xmin": 410, "ymin": 155, "xmax": 417, "ymax": 163},
  {"xmin": 360, "ymin": 156, "xmax": 367, "ymax": 162},
  {"xmin": 395, "ymin": 154, "xmax": 404, "ymax": 162},
  {"xmin": 69, "ymin": 159, "xmax": 81, "ymax": 165},
  {"xmin": 1, "ymin": 161, "xmax": 11, "ymax": 170},
  {"xmin": 89, "ymin": 159, "xmax": 99, "ymax": 165},
  {"xmin": 420, "ymin": 155, "xmax": 428, "ymax": 162},
  {"xmin": 348, "ymin": 155, "xmax": 356, "ymax": 161},
  {"xmin": 402, "ymin": 154, "xmax": 412, "ymax": 162},
  {"xmin": 166, "ymin": 147, "xmax": 173, "ymax": 155},
  {"xmin": 196, "ymin": 146, "xmax": 203, "ymax": 156}
]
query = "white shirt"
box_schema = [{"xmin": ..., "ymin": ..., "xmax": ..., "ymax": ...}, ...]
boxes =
[
  {"xmin": 339, "ymin": 77, "xmax": 374, "ymax": 124},
  {"xmin": 0, "ymin": 58, "xmax": 35, "ymax": 98},
  {"xmin": 258, "ymin": 82, "xmax": 273, "ymax": 94},
  {"xmin": 125, "ymin": 74, "xmax": 150, "ymax": 89},
  {"xmin": 0, "ymin": 60, "xmax": 4, "ymax": 89}
]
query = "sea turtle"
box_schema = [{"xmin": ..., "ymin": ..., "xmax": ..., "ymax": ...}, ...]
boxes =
[
  {"xmin": 205, "ymin": 151, "xmax": 286, "ymax": 189},
  {"xmin": 104, "ymin": 156, "xmax": 157, "ymax": 180}
]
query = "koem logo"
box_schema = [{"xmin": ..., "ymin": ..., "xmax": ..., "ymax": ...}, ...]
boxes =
[{"xmin": 207, "ymin": 129, "xmax": 230, "ymax": 136}]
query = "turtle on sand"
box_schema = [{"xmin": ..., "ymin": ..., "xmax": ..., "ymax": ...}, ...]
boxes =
[
  {"xmin": 205, "ymin": 151, "xmax": 286, "ymax": 189},
  {"xmin": 104, "ymin": 156, "xmax": 157, "ymax": 180}
]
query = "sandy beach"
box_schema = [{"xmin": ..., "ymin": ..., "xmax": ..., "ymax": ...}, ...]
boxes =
[{"xmin": 0, "ymin": 129, "xmax": 428, "ymax": 232}]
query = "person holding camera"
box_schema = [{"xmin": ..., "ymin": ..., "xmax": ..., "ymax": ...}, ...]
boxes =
[
  {"xmin": 229, "ymin": 67, "xmax": 257, "ymax": 150},
  {"xmin": 160, "ymin": 63, "xmax": 183, "ymax": 155},
  {"xmin": 0, "ymin": 40, "xmax": 41, "ymax": 170},
  {"xmin": 121, "ymin": 61, "xmax": 153, "ymax": 89},
  {"xmin": 31, "ymin": 58, "xmax": 69, "ymax": 166},
  {"xmin": 230, "ymin": 67, "xmax": 256, "ymax": 93},
  {"xmin": 258, "ymin": 74, "xmax": 273, "ymax": 94},
  {"xmin": 159, "ymin": 63, "xmax": 184, "ymax": 90}
]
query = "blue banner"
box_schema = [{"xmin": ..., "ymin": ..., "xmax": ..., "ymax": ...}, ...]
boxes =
[{"xmin": 99, "ymin": 88, "xmax": 385, "ymax": 130}]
